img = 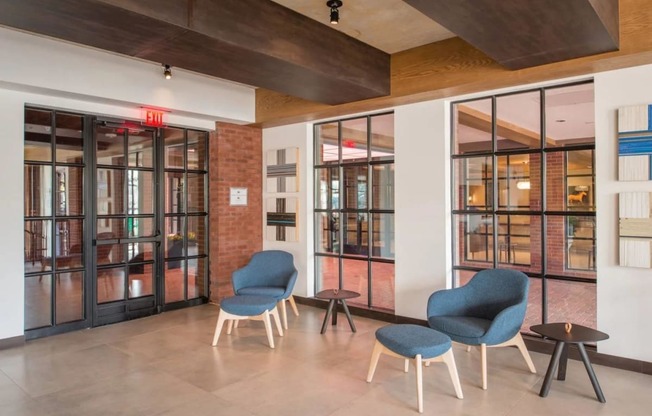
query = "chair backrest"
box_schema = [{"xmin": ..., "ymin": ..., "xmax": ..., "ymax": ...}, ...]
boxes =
[
  {"xmin": 241, "ymin": 250, "xmax": 296, "ymax": 287},
  {"xmin": 465, "ymin": 269, "xmax": 529, "ymax": 320}
]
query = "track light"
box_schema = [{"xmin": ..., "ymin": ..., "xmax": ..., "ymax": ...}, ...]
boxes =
[
  {"xmin": 327, "ymin": 0, "xmax": 342, "ymax": 25},
  {"xmin": 163, "ymin": 64, "xmax": 172, "ymax": 80}
]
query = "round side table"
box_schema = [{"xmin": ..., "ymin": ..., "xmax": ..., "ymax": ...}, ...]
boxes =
[{"xmin": 315, "ymin": 289, "xmax": 360, "ymax": 334}]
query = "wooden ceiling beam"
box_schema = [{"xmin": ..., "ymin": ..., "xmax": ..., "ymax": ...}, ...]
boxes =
[
  {"xmin": 0, "ymin": 0, "xmax": 390, "ymax": 105},
  {"xmin": 403, "ymin": 0, "xmax": 619, "ymax": 70}
]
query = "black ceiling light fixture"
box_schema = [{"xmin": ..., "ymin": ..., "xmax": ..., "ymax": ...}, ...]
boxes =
[
  {"xmin": 327, "ymin": 0, "xmax": 342, "ymax": 25},
  {"xmin": 163, "ymin": 64, "xmax": 172, "ymax": 80}
]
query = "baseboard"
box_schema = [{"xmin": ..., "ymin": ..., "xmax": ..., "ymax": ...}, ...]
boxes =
[
  {"xmin": 0, "ymin": 335, "xmax": 25, "ymax": 350},
  {"xmin": 294, "ymin": 295, "xmax": 652, "ymax": 376}
]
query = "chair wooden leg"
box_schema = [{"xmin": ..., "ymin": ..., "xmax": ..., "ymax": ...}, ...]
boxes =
[
  {"xmin": 366, "ymin": 341, "xmax": 384, "ymax": 382},
  {"xmin": 415, "ymin": 354, "xmax": 423, "ymax": 413},
  {"xmin": 212, "ymin": 310, "xmax": 228, "ymax": 346},
  {"xmin": 288, "ymin": 295, "xmax": 299, "ymax": 316},
  {"xmin": 442, "ymin": 348, "xmax": 464, "ymax": 399},
  {"xmin": 466, "ymin": 345, "xmax": 472, "ymax": 353},
  {"xmin": 270, "ymin": 306, "xmax": 284, "ymax": 337},
  {"xmin": 514, "ymin": 333, "xmax": 537, "ymax": 373},
  {"xmin": 279, "ymin": 299, "xmax": 288, "ymax": 330},
  {"xmin": 226, "ymin": 319, "xmax": 234, "ymax": 335},
  {"xmin": 404, "ymin": 359, "xmax": 410, "ymax": 373},
  {"xmin": 481, "ymin": 343, "xmax": 487, "ymax": 390},
  {"xmin": 234, "ymin": 320, "xmax": 239, "ymax": 329},
  {"xmin": 262, "ymin": 310, "xmax": 275, "ymax": 349}
]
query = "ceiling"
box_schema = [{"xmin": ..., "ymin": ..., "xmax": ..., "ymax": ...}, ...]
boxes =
[
  {"xmin": 270, "ymin": 0, "xmax": 454, "ymax": 54},
  {"xmin": 0, "ymin": 0, "xmax": 619, "ymax": 107}
]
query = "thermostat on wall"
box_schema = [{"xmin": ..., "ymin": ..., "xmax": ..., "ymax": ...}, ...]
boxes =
[{"xmin": 230, "ymin": 187, "xmax": 248, "ymax": 206}]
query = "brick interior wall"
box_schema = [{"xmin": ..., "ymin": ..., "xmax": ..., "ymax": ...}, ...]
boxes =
[{"xmin": 209, "ymin": 122, "xmax": 262, "ymax": 302}]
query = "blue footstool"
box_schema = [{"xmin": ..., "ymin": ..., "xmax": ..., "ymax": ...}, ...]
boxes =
[
  {"xmin": 212, "ymin": 295, "xmax": 283, "ymax": 348},
  {"xmin": 366, "ymin": 324, "xmax": 463, "ymax": 413}
]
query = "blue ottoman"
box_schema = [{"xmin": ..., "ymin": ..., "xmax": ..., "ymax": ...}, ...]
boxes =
[
  {"xmin": 212, "ymin": 295, "xmax": 283, "ymax": 348},
  {"xmin": 367, "ymin": 324, "xmax": 463, "ymax": 413}
]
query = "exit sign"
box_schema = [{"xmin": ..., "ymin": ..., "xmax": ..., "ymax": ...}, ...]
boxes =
[{"xmin": 141, "ymin": 108, "xmax": 166, "ymax": 127}]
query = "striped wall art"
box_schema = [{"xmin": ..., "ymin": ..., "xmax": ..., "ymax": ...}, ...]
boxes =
[
  {"xmin": 619, "ymin": 192, "xmax": 652, "ymax": 268},
  {"xmin": 618, "ymin": 104, "xmax": 652, "ymax": 181},
  {"xmin": 266, "ymin": 147, "xmax": 299, "ymax": 192},
  {"xmin": 266, "ymin": 197, "xmax": 298, "ymax": 242}
]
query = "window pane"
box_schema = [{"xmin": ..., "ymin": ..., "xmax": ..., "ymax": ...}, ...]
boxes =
[
  {"xmin": 25, "ymin": 274, "xmax": 51, "ymax": 329},
  {"xmin": 453, "ymin": 99, "xmax": 492, "ymax": 155},
  {"xmin": 371, "ymin": 214, "xmax": 394, "ymax": 259},
  {"xmin": 341, "ymin": 117, "xmax": 368, "ymax": 163},
  {"xmin": 496, "ymin": 91, "xmax": 541, "ymax": 151},
  {"xmin": 370, "ymin": 113, "xmax": 394, "ymax": 161},
  {"xmin": 315, "ymin": 212, "xmax": 339, "ymax": 254},
  {"xmin": 371, "ymin": 261, "xmax": 394, "ymax": 311},
  {"xmin": 25, "ymin": 220, "xmax": 52, "ymax": 273},
  {"xmin": 343, "ymin": 213, "xmax": 368, "ymax": 256},
  {"xmin": 97, "ymin": 169, "xmax": 124, "ymax": 215},
  {"xmin": 187, "ymin": 131, "xmax": 207, "ymax": 171},
  {"xmin": 315, "ymin": 256, "xmax": 339, "ymax": 293},
  {"xmin": 522, "ymin": 277, "xmax": 542, "ymax": 334},
  {"xmin": 96, "ymin": 126, "xmax": 125, "ymax": 166},
  {"xmin": 545, "ymin": 83, "xmax": 595, "ymax": 148},
  {"xmin": 187, "ymin": 216, "xmax": 206, "ymax": 256},
  {"xmin": 129, "ymin": 262, "xmax": 153, "ymax": 299},
  {"xmin": 97, "ymin": 243, "xmax": 122, "ymax": 266},
  {"xmin": 25, "ymin": 108, "xmax": 52, "ymax": 162},
  {"xmin": 315, "ymin": 167, "xmax": 339, "ymax": 210},
  {"xmin": 372, "ymin": 164, "xmax": 394, "ymax": 210},
  {"xmin": 165, "ymin": 172, "xmax": 185, "ymax": 214},
  {"xmin": 187, "ymin": 173, "xmax": 205, "ymax": 213},
  {"xmin": 55, "ymin": 220, "xmax": 83, "ymax": 270},
  {"xmin": 454, "ymin": 214, "xmax": 493, "ymax": 267},
  {"xmin": 24, "ymin": 165, "xmax": 52, "ymax": 217},
  {"xmin": 453, "ymin": 269, "xmax": 476, "ymax": 287},
  {"xmin": 128, "ymin": 130, "xmax": 154, "ymax": 168},
  {"xmin": 56, "ymin": 167, "xmax": 83, "ymax": 216},
  {"xmin": 165, "ymin": 216, "xmax": 185, "ymax": 258},
  {"xmin": 165, "ymin": 260, "xmax": 185, "ymax": 303},
  {"xmin": 97, "ymin": 267, "xmax": 125, "ymax": 303},
  {"xmin": 164, "ymin": 127, "xmax": 185, "ymax": 169},
  {"xmin": 546, "ymin": 215, "xmax": 596, "ymax": 278},
  {"xmin": 567, "ymin": 150, "xmax": 594, "ymax": 211},
  {"xmin": 188, "ymin": 257, "xmax": 207, "ymax": 299},
  {"xmin": 497, "ymin": 154, "xmax": 541, "ymax": 210},
  {"xmin": 315, "ymin": 122, "xmax": 339, "ymax": 165},
  {"xmin": 453, "ymin": 157, "xmax": 492, "ymax": 211},
  {"xmin": 127, "ymin": 170, "xmax": 154, "ymax": 215},
  {"xmin": 97, "ymin": 219, "xmax": 125, "ymax": 239},
  {"xmin": 343, "ymin": 165, "xmax": 368, "ymax": 209},
  {"xmin": 546, "ymin": 279, "xmax": 596, "ymax": 329},
  {"xmin": 497, "ymin": 215, "xmax": 542, "ymax": 273},
  {"xmin": 56, "ymin": 113, "xmax": 83, "ymax": 164},
  {"xmin": 342, "ymin": 258, "xmax": 368, "ymax": 308},
  {"xmin": 56, "ymin": 271, "xmax": 84, "ymax": 324},
  {"xmin": 128, "ymin": 217, "xmax": 154, "ymax": 238}
]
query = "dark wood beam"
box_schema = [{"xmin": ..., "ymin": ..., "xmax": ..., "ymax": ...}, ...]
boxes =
[
  {"xmin": 403, "ymin": 0, "xmax": 619, "ymax": 70},
  {"xmin": 256, "ymin": 0, "xmax": 651, "ymax": 127},
  {"xmin": 0, "ymin": 0, "xmax": 390, "ymax": 105}
]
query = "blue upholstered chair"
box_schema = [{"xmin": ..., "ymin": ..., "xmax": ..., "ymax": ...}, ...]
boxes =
[
  {"xmin": 427, "ymin": 269, "xmax": 536, "ymax": 389},
  {"xmin": 232, "ymin": 250, "xmax": 299, "ymax": 329}
]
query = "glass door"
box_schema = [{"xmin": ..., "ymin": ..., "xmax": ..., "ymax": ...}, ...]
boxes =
[{"xmin": 93, "ymin": 123, "xmax": 160, "ymax": 325}]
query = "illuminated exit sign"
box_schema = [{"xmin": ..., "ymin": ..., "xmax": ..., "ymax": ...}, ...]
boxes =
[{"xmin": 141, "ymin": 108, "xmax": 167, "ymax": 127}]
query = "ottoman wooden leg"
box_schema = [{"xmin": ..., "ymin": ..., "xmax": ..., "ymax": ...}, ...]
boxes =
[
  {"xmin": 415, "ymin": 354, "xmax": 423, "ymax": 413},
  {"xmin": 270, "ymin": 306, "xmax": 284, "ymax": 337},
  {"xmin": 212, "ymin": 309, "xmax": 235, "ymax": 346},
  {"xmin": 262, "ymin": 310, "xmax": 275, "ymax": 349},
  {"xmin": 366, "ymin": 340, "xmax": 384, "ymax": 382},
  {"xmin": 442, "ymin": 348, "xmax": 464, "ymax": 399}
]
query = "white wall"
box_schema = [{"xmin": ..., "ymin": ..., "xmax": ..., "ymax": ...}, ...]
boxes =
[
  {"xmin": 594, "ymin": 65, "xmax": 652, "ymax": 362},
  {"xmin": 0, "ymin": 27, "xmax": 255, "ymax": 341},
  {"xmin": 394, "ymin": 100, "xmax": 451, "ymax": 319},
  {"xmin": 262, "ymin": 124, "xmax": 314, "ymax": 297}
]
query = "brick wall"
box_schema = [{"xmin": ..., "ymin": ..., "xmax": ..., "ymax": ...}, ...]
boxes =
[{"xmin": 208, "ymin": 122, "xmax": 263, "ymax": 302}]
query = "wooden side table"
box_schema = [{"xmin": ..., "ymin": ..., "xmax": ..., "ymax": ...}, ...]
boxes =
[
  {"xmin": 315, "ymin": 289, "xmax": 360, "ymax": 334},
  {"xmin": 530, "ymin": 323, "xmax": 609, "ymax": 403}
]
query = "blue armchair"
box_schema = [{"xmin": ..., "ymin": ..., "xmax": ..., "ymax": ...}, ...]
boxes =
[
  {"xmin": 427, "ymin": 269, "xmax": 536, "ymax": 389},
  {"xmin": 232, "ymin": 250, "xmax": 299, "ymax": 329}
]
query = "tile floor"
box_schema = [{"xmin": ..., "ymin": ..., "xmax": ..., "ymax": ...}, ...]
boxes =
[{"xmin": 1, "ymin": 304, "xmax": 650, "ymax": 415}]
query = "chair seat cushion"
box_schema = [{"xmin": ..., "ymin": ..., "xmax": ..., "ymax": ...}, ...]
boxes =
[
  {"xmin": 427, "ymin": 316, "xmax": 492, "ymax": 342},
  {"xmin": 220, "ymin": 295, "xmax": 278, "ymax": 316},
  {"xmin": 237, "ymin": 286, "xmax": 286, "ymax": 299},
  {"xmin": 375, "ymin": 324, "xmax": 451, "ymax": 359}
]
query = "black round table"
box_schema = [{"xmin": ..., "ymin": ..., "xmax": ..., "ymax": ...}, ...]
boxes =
[
  {"xmin": 314, "ymin": 289, "xmax": 360, "ymax": 334},
  {"xmin": 530, "ymin": 323, "xmax": 609, "ymax": 403}
]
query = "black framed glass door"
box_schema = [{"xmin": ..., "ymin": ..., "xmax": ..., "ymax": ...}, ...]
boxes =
[{"xmin": 93, "ymin": 123, "xmax": 160, "ymax": 325}]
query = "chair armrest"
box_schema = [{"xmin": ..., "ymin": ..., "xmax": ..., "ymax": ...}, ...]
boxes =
[
  {"xmin": 482, "ymin": 302, "xmax": 527, "ymax": 344},
  {"xmin": 280, "ymin": 268, "xmax": 298, "ymax": 299},
  {"xmin": 232, "ymin": 265, "xmax": 256, "ymax": 293},
  {"xmin": 427, "ymin": 286, "xmax": 472, "ymax": 317}
]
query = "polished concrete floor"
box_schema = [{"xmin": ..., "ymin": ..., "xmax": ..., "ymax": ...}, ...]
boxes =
[{"xmin": 1, "ymin": 304, "xmax": 650, "ymax": 415}]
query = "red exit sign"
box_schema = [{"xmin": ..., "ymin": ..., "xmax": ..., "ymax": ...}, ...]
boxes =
[{"xmin": 141, "ymin": 108, "xmax": 166, "ymax": 127}]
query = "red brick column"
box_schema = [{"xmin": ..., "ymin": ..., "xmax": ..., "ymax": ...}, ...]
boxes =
[{"xmin": 208, "ymin": 122, "xmax": 263, "ymax": 302}]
